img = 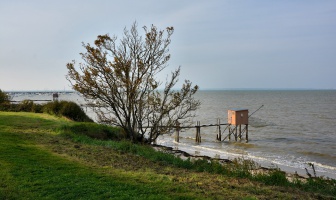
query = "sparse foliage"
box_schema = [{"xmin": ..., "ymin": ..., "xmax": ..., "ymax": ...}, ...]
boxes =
[{"xmin": 67, "ymin": 22, "xmax": 200, "ymax": 143}]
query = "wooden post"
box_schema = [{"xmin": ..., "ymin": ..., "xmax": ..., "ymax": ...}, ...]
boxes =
[
  {"xmin": 216, "ymin": 118, "xmax": 221, "ymax": 141},
  {"xmin": 175, "ymin": 121, "xmax": 180, "ymax": 142},
  {"xmin": 195, "ymin": 122, "xmax": 198, "ymax": 143},
  {"xmin": 196, "ymin": 121, "xmax": 201, "ymax": 143},
  {"xmin": 199, "ymin": 121, "xmax": 201, "ymax": 143},
  {"xmin": 239, "ymin": 124, "xmax": 242, "ymax": 141},
  {"xmin": 235, "ymin": 125, "xmax": 238, "ymax": 141},
  {"xmin": 245, "ymin": 124, "xmax": 248, "ymax": 143},
  {"xmin": 197, "ymin": 121, "xmax": 200, "ymax": 143},
  {"xmin": 228, "ymin": 127, "xmax": 231, "ymax": 140}
]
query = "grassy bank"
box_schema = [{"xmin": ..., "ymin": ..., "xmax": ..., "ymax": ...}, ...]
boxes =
[{"xmin": 0, "ymin": 112, "xmax": 335, "ymax": 199}]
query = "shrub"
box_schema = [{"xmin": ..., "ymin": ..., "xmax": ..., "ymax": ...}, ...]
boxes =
[
  {"xmin": 1, "ymin": 97, "xmax": 92, "ymax": 122},
  {"xmin": 0, "ymin": 89, "xmax": 11, "ymax": 111},
  {"xmin": 13, "ymin": 100, "xmax": 43, "ymax": 113},
  {"xmin": 59, "ymin": 101, "xmax": 92, "ymax": 122},
  {"xmin": 43, "ymin": 101, "xmax": 63, "ymax": 115},
  {"xmin": 0, "ymin": 89, "xmax": 11, "ymax": 104},
  {"xmin": 33, "ymin": 104, "xmax": 44, "ymax": 113},
  {"xmin": 43, "ymin": 101, "xmax": 93, "ymax": 122},
  {"xmin": 18, "ymin": 100, "xmax": 35, "ymax": 112},
  {"xmin": 0, "ymin": 101, "xmax": 11, "ymax": 111}
]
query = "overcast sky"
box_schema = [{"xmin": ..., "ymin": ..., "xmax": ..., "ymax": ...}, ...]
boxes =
[{"xmin": 1, "ymin": 0, "xmax": 335, "ymax": 91}]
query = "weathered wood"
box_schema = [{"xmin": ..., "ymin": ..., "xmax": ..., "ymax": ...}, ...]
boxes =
[
  {"xmin": 142, "ymin": 123, "xmax": 229, "ymax": 129},
  {"xmin": 195, "ymin": 122, "xmax": 197, "ymax": 142},
  {"xmin": 228, "ymin": 127, "xmax": 231, "ymax": 140},
  {"xmin": 175, "ymin": 121, "xmax": 180, "ymax": 142},
  {"xmin": 246, "ymin": 124, "xmax": 249, "ymax": 143},
  {"xmin": 216, "ymin": 118, "xmax": 221, "ymax": 141},
  {"xmin": 142, "ymin": 119, "xmax": 250, "ymax": 143},
  {"xmin": 239, "ymin": 124, "xmax": 242, "ymax": 141},
  {"xmin": 221, "ymin": 124, "xmax": 232, "ymax": 141},
  {"xmin": 195, "ymin": 121, "xmax": 201, "ymax": 143},
  {"xmin": 235, "ymin": 125, "xmax": 238, "ymax": 141}
]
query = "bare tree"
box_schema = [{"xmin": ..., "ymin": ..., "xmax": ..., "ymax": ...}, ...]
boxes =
[{"xmin": 66, "ymin": 22, "xmax": 200, "ymax": 143}]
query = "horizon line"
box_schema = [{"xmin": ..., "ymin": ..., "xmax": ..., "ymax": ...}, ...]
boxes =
[{"xmin": 4, "ymin": 88, "xmax": 335, "ymax": 92}]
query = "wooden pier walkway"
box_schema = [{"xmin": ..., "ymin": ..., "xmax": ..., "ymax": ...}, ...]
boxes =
[
  {"xmin": 144, "ymin": 119, "xmax": 248, "ymax": 143},
  {"xmin": 10, "ymin": 100, "xmax": 52, "ymax": 102}
]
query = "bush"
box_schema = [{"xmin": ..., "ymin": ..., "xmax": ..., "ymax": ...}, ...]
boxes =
[
  {"xmin": 0, "ymin": 101, "xmax": 11, "ymax": 111},
  {"xmin": 10, "ymin": 100, "xmax": 43, "ymax": 113},
  {"xmin": 59, "ymin": 101, "xmax": 92, "ymax": 122},
  {"xmin": 43, "ymin": 101, "xmax": 63, "ymax": 115},
  {"xmin": 43, "ymin": 101, "xmax": 93, "ymax": 122},
  {"xmin": 0, "ymin": 89, "xmax": 44, "ymax": 113},
  {"xmin": 0, "ymin": 89, "xmax": 11, "ymax": 111},
  {"xmin": 33, "ymin": 104, "xmax": 44, "ymax": 113},
  {"xmin": 18, "ymin": 100, "xmax": 33, "ymax": 112},
  {"xmin": 0, "ymin": 89, "xmax": 11, "ymax": 104},
  {"xmin": 0, "ymin": 90, "xmax": 92, "ymax": 122}
]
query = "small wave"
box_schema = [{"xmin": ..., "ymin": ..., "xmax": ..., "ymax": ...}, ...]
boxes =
[
  {"xmin": 299, "ymin": 151, "xmax": 336, "ymax": 159},
  {"xmin": 309, "ymin": 162, "xmax": 336, "ymax": 171},
  {"xmin": 231, "ymin": 142, "xmax": 257, "ymax": 148},
  {"xmin": 244, "ymin": 154, "xmax": 272, "ymax": 162},
  {"xmin": 251, "ymin": 154, "xmax": 336, "ymax": 176}
]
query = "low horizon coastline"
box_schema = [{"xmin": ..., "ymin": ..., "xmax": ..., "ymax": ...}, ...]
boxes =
[
  {"xmin": 7, "ymin": 90, "xmax": 336, "ymax": 181},
  {"xmin": 4, "ymin": 88, "xmax": 336, "ymax": 92}
]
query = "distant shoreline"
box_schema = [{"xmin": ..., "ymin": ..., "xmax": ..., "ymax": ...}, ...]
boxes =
[
  {"xmin": 5, "ymin": 88, "xmax": 336, "ymax": 93},
  {"xmin": 5, "ymin": 91, "xmax": 76, "ymax": 93}
]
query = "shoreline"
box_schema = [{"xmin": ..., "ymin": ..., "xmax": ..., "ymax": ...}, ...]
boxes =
[
  {"xmin": 151, "ymin": 143, "xmax": 335, "ymax": 182},
  {"xmin": 154, "ymin": 134, "xmax": 336, "ymax": 180}
]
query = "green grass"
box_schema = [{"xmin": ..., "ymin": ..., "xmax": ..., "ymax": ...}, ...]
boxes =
[
  {"xmin": 0, "ymin": 112, "xmax": 335, "ymax": 199},
  {"xmin": 58, "ymin": 122, "xmax": 125, "ymax": 140},
  {"xmin": 0, "ymin": 112, "xmax": 193, "ymax": 199}
]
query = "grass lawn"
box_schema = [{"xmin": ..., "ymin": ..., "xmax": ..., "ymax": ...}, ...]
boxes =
[{"xmin": 0, "ymin": 112, "xmax": 334, "ymax": 199}]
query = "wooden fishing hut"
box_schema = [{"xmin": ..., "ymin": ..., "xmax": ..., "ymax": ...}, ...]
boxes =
[{"xmin": 228, "ymin": 109, "xmax": 249, "ymax": 142}]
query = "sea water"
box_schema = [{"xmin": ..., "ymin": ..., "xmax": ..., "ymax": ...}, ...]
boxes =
[
  {"xmin": 158, "ymin": 90, "xmax": 336, "ymax": 179},
  {"xmin": 9, "ymin": 90, "xmax": 336, "ymax": 178}
]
